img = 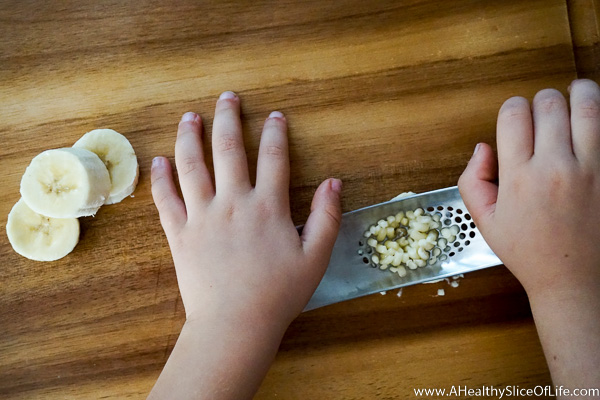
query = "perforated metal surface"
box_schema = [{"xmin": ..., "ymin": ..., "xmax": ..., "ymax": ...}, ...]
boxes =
[{"xmin": 305, "ymin": 187, "xmax": 502, "ymax": 311}]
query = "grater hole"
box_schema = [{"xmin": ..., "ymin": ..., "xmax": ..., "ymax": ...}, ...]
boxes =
[
  {"xmin": 358, "ymin": 240, "xmax": 364, "ymax": 246},
  {"xmin": 366, "ymin": 247, "xmax": 372, "ymax": 254},
  {"xmin": 459, "ymin": 233, "xmax": 466, "ymax": 239},
  {"xmin": 458, "ymin": 247, "xmax": 464, "ymax": 252},
  {"xmin": 362, "ymin": 257, "xmax": 370, "ymax": 264},
  {"xmin": 444, "ymin": 220, "xmax": 451, "ymax": 226},
  {"xmin": 470, "ymin": 222, "xmax": 476, "ymax": 229},
  {"xmin": 454, "ymin": 242, "xmax": 460, "ymax": 248},
  {"xmin": 469, "ymin": 231, "xmax": 476, "ymax": 238},
  {"xmin": 462, "ymin": 223, "xmax": 468, "ymax": 230},
  {"xmin": 427, "ymin": 206, "xmax": 435, "ymax": 212},
  {"xmin": 447, "ymin": 206, "xmax": 454, "ymax": 211},
  {"xmin": 437, "ymin": 206, "xmax": 444, "ymax": 211},
  {"xmin": 465, "ymin": 240, "xmax": 470, "ymax": 246},
  {"xmin": 449, "ymin": 251, "xmax": 455, "ymax": 257},
  {"xmin": 457, "ymin": 208, "xmax": 463, "ymax": 214},
  {"xmin": 465, "ymin": 214, "xmax": 472, "ymax": 221},
  {"xmin": 455, "ymin": 216, "xmax": 462, "ymax": 223},
  {"xmin": 445, "ymin": 212, "xmax": 452, "ymax": 218}
]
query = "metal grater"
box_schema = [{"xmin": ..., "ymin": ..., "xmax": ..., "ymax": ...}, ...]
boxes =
[{"xmin": 304, "ymin": 186, "xmax": 502, "ymax": 311}]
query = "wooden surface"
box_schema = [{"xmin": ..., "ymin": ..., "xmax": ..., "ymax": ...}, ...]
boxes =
[
  {"xmin": 0, "ymin": 1, "xmax": 589, "ymax": 398},
  {"xmin": 568, "ymin": 0, "xmax": 600, "ymax": 81}
]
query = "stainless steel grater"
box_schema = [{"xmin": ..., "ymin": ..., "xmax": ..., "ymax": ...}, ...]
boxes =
[{"xmin": 304, "ymin": 186, "xmax": 502, "ymax": 311}]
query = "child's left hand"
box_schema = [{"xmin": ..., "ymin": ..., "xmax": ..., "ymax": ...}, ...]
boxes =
[{"xmin": 148, "ymin": 91, "xmax": 342, "ymax": 399}]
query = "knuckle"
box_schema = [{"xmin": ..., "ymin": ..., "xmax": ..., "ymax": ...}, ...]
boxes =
[
  {"xmin": 223, "ymin": 204, "xmax": 236, "ymax": 222},
  {"xmin": 151, "ymin": 178, "xmax": 178, "ymax": 214},
  {"xmin": 179, "ymin": 156, "xmax": 202, "ymax": 176},
  {"xmin": 255, "ymin": 196, "xmax": 282, "ymax": 218},
  {"xmin": 153, "ymin": 190, "xmax": 173, "ymax": 211},
  {"xmin": 264, "ymin": 144, "xmax": 285, "ymax": 157},
  {"xmin": 322, "ymin": 204, "xmax": 342, "ymax": 227},
  {"xmin": 216, "ymin": 134, "xmax": 241, "ymax": 153},
  {"xmin": 579, "ymin": 167, "xmax": 596, "ymax": 188},
  {"xmin": 547, "ymin": 170, "xmax": 565, "ymax": 191},
  {"xmin": 215, "ymin": 102, "xmax": 240, "ymax": 124},
  {"xmin": 176, "ymin": 124, "xmax": 200, "ymax": 144},
  {"xmin": 575, "ymin": 97, "xmax": 600, "ymax": 119},
  {"xmin": 537, "ymin": 97, "xmax": 562, "ymax": 113},
  {"xmin": 150, "ymin": 171, "xmax": 167, "ymax": 191},
  {"xmin": 541, "ymin": 162, "xmax": 573, "ymax": 192},
  {"xmin": 150, "ymin": 172, "xmax": 165, "ymax": 186},
  {"xmin": 534, "ymin": 90, "xmax": 565, "ymax": 113}
]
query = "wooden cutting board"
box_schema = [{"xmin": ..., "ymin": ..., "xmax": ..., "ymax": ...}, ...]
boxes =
[{"xmin": 0, "ymin": 0, "xmax": 592, "ymax": 398}]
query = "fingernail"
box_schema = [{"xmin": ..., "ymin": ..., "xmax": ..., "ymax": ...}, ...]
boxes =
[
  {"xmin": 330, "ymin": 178, "xmax": 342, "ymax": 193},
  {"xmin": 219, "ymin": 91, "xmax": 237, "ymax": 100},
  {"xmin": 268, "ymin": 111, "xmax": 285, "ymax": 119},
  {"xmin": 473, "ymin": 143, "xmax": 481, "ymax": 156},
  {"xmin": 152, "ymin": 157, "xmax": 162, "ymax": 168},
  {"xmin": 181, "ymin": 112, "xmax": 198, "ymax": 123}
]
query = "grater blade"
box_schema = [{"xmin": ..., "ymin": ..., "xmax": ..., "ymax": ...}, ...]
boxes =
[{"xmin": 303, "ymin": 186, "xmax": 502, "ymax": 311}]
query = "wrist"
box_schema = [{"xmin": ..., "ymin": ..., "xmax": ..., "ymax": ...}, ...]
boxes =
[
  {"xmin": 505, "ymin": 257, "xmax": 600, "ymax": 305},
  {"xmin": 525, "ymin": 278, "xmax": 600, "ymax": 391},
  {"xmin": 150, "ymin": 306, "xmax": 287, "ymax": 400},
  {"xmin": 184, "ymin": 301, "xmax": 291, "ymax": 343},
  {"xmin": 524, "ymin": 272, "xmax": 600, "ymax": 308},
  {"xmin": 182, "ymin": 311, "xmax": 288, "ymax": 347}
]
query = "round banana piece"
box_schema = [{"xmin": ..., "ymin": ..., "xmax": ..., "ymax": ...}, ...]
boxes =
[
  {"xmin": 73, "ymin": 129, "xmax": 139, "ymax": 205},
  {"xmin": 6, "ymin": 199, "xmax": 80, "ymax": 262},
  {"xmin": 20, "ymin": 147, "xmax": 111, "ymax": 218}
]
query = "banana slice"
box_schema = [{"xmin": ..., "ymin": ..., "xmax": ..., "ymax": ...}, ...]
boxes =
[
  {"xmin": 20, "ymin": 147, "xmax": 111, "ymax": 218},
  {"xmin": 6, "ymin": 199, "xmax": 80, "ymax": 262},
  {"xmin": 73, "ymin": 129, "xmax": 139, "ymax": 205}
]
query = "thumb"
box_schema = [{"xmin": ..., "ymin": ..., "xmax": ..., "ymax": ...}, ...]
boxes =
[
  {"xmin": 301, "ymin": 178, "xmax": 342, "ymax": 265},
  {"xmin": 457, "ymin": 143, "xmax": 498, "ymax": 234}
]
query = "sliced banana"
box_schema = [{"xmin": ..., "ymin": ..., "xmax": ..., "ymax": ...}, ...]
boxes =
[
  {"xmin": 20, "ymin": 147, "xmax": 111, "ymax": 218},
  {"xmin": 73, "ymin": 129, "xmax": 139, "ymax": 205},
  {"xmin": 6, "ymin": 199, "xmax": 80, "ymax": 262}
]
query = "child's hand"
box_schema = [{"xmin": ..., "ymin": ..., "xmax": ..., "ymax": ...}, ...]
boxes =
[
  {"xmin": 148, "ymin": 92, "xmax": 342, "ymax": 399},
  {"xmin": 458, "ymin": 79, "xmax": 600, "ymax": 393},
  {"xmin": 458, "ymin": 79, "xmax": 600, "ymax": 296}
]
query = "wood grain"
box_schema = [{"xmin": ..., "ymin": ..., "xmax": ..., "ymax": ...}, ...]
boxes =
[
  {"xmin": 568, "ymin": 0, "xmax": 600, "ymax": 80},
  {"xmin": 0, "ymin": 0, "xmax": 580, "ymax": 398}
]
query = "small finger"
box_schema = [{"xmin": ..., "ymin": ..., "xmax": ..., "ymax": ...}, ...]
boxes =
[
  {"xmin": 532, "ymin": 89, "xmax": 573, "ymax": 159},
  {"xmin": 457, "ymin": 143, "xmax": 498, "ymax": 237},
  {"xmin": 175, "ymin": 112, "xmax": 214, "ymax": 208},
  {"xmin": 255, "ymin": 111, "xmax": 289, "ymax": 206},
  {"xmin": 496, "ymin": 96, "xmax": 533, "ymax": 177},
  {"xmin": 212, "ymin": 91, "xmax": 251, "ymax": 196},
  {"xmin": 301, "ymin": 179, "xmax": 342, "ymax": 264},
  {"xmin": 569, "ymin": 79, "xmax": 600, "ymax": 166},
  {"xmin": 151, "ymin": 157, "xmax": 187, "ymax": 236}
]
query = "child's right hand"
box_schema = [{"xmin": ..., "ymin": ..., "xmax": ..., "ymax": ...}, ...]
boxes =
[
  {"xmin": 458, "ymin": 79, "xmax": 600, "ymax": 394},
  {"xmin": 459, "ymin": 79, "xmax": 600, "ymax": 297}
]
